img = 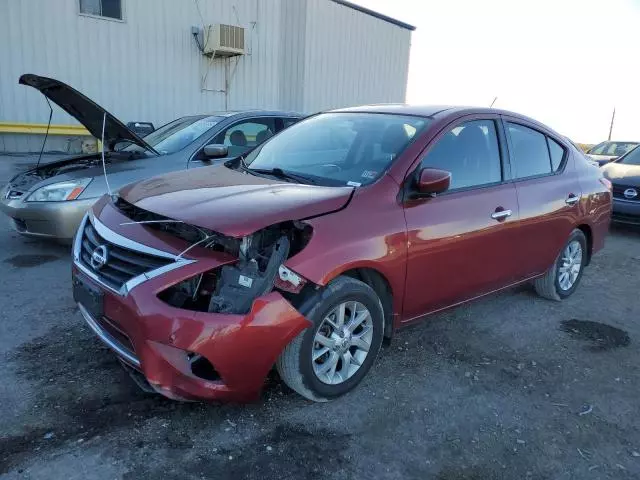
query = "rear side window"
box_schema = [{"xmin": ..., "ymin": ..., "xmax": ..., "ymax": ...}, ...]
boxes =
[
  {"xmin": 420, "ymin": 119, "xmax": 502, "ymax": 190},
  {"xmin": 547, "ymin": 137, "xmax": 565, "ymax": 171},
  {"xmin": 507, "ymin": 123, "xmax": 552, "ymax": 179}
]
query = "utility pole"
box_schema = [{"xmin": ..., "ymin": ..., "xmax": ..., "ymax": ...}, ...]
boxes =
[{"xmin": 608, "ymin": 107, "xmax": 616, "ymax": 140}]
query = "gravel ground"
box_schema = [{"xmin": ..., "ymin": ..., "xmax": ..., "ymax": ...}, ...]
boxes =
[{"xmin": 1, "ymin": 155, "xmax": 639, "ymax": 479}]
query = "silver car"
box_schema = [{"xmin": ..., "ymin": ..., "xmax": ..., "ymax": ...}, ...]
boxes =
[{"xmin": 1, "ymin": 74, "xmax": 301, "ymax": 241}]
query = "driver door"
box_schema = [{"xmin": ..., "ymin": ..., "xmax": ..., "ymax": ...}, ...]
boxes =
[{"xmin": 402, "ymin": 117, "xmax": 521, "ymax": 321}]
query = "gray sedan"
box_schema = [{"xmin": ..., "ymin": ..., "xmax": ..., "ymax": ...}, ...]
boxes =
[{"xmin": 1, "ymin": 74, "xmax": 301, "ymax": 241}]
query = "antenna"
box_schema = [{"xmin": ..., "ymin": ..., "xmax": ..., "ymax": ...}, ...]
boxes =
[
  {"xmin": 608, "ymin": 107, "xmax": 616, "ymax": 141},
  {"xmin": 100, "ymin": 112, "xmax": 113, "ymax": 197},
  {"xmin": 35, "ymin": 97, "xmax": 53, "ymax": 169},
  {"xmin": 490, "ymin": 96, "xmax": 498, "ymax": 108}
]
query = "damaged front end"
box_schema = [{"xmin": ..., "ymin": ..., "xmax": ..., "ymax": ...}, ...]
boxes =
[{"xmin": 115, "ymin": 198, "xmax": 315, "ymax": 315}]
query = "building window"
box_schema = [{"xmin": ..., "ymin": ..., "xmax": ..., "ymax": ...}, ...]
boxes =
[{"xmin": 79, "ymin": 0, "xmax": 123, "ymax": 20}]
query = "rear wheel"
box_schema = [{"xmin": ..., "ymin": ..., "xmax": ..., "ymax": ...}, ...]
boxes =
[
  {"xmin": 276, "ymin": 276, "xmax": 384, "ymax": 401},
  {"xmin": 534, "ymin": 229, "xmax": 587, "ymax": 301}
]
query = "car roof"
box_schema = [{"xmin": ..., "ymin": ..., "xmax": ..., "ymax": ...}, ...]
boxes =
[
  {"xmin": 208, "ymin": 110, "xmax": 304, "ymax": 118},
  {"xmin": 329, "ymin": 104, "xmax": 550, "ymax": 120}
]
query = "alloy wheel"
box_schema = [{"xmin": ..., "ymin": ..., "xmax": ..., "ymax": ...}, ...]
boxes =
[
  {"xmin": 312, "ymin": 301, "xmax": 373, "ymax": 385},
  {"xmin": 558, "ymin": 240, "xmax": 583, "ymax": 291}
]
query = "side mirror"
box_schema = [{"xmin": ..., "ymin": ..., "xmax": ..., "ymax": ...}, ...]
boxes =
[
  {"xmin": 203, "ymin": 144, "xmax": 229, "ymax": 159},
  {"xmin": 416, "ymin": 168, "xmax": 451, "ymax": 195}
]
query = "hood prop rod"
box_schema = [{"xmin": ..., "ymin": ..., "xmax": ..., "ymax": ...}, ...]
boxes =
[
  {"xmin": 100, "ymin": 112, "xmax": 113, "ymax": 197},
  {"xmin": 35, "ymin": 96, "xmax": 53, "ymax": 170}
]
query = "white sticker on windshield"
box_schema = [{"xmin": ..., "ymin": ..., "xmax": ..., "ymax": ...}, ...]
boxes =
[{"xmin": 347, "ymin": 181, "xmax": 362, "ymax": 187}]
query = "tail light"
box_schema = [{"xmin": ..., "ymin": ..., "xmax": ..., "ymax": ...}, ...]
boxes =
[{"xmin": 599, "ymin": 177, "xmax": 612, "ymax": 191}]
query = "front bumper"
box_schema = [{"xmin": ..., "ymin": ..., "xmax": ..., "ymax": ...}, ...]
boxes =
[
  {"xmin": 0, "ymin": 195, "xmax": 95, "ymax": 240},
  {"xmin": 612, "ymin": 198, "xmax": 640, "ymax": 225},
  {"xmin": 72, "ymin": 211, "xmax": 311, "ymax": 402}
]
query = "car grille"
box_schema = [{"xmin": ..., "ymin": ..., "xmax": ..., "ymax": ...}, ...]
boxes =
[
  {"xmin": 78, "ymin": 220, "xmax": 173, "ymax": 291},
  {"xmin": 612, "ymin": 184, "xmax": 640, "ymax": 202}
]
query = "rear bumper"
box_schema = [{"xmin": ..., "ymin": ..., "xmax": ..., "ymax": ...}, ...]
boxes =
[
  {"xmin": 612, "ymin": 198, "xmax": 640, "ymax": 225},
  {"xmin": 0, "ymin": 196, "xmax": 94, "ymax": 240},
  {"xmin": 72, "ymin": 260, "xmax": 311, "ymax": 402}
]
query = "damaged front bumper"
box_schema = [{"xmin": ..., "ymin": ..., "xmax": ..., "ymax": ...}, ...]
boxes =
[{"xmin": 72, "ymin": 205, "xmax": 312, "ymax": 402}]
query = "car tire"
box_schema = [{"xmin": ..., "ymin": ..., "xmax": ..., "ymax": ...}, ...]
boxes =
[
  {"xmin": 534, "ymin": 229, "xmax": 588, "ymax": 301},
  {"xmin": 276, "ymin": 275, "xmax": 385, "ymax": 402}
]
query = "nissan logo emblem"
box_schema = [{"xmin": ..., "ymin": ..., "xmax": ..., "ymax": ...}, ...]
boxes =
[
  {"xmin": 624, "ymin": 188, "xmax": 638, "ymax": 199},
  {"xmin": 90, "ymin": 245, "xmax": 109, "ymax": 270}
]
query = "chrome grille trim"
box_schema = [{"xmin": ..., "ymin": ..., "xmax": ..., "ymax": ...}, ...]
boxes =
[{"xmin": 73, "ymin": 213, "xmax": 196, "ymax": 296}]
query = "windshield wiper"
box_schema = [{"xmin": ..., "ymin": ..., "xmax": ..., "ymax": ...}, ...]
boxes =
[{"xmin": 249, "ymin": 167, "xmax": 317, "ymax": 185}]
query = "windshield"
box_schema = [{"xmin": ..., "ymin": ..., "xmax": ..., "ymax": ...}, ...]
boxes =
[
  {"xmin": 619, "ymin": 146, "xmax": 640, "ymax": 165},
  {"xmin": 244, "ymin": 113, "xmax": 429, "ymax": 186},
  {"xmin": 123, "ymin": 115, "xmax": 222, "ymax": 155},
  {"xmin": 588, "ymin": 141, "xmax": 638, "ymax": 156}
]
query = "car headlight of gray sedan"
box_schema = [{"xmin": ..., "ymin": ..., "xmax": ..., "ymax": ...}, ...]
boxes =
[{"xmin": 27, "ymin": 178, "xmax": 93, "ymax": 202}]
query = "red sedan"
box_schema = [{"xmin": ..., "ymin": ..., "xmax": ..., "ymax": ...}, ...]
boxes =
[{"xmin": 72, "ymin": 105, "xmax": 612, "ymax": 402}]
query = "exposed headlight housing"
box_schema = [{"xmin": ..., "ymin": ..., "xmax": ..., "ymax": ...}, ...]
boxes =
[{"xmin": 27, "ymin": 178, "xmax": 92, "ymax": 202}]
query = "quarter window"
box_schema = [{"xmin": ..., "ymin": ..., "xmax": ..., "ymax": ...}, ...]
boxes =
[
  {"xmin": 507, "ymin": 123, "xmax": 552, "ymax": 179},
  {"xmin": 547, "ymin": 137, "xmax": 565, "ymax": 171},
  {"xmin": 79, "ymin": 0, "xmax": 123, "ymax": 20},
  {"xmin": 420, "ymin": 120, "xmax": 502, "ymax": 190}
]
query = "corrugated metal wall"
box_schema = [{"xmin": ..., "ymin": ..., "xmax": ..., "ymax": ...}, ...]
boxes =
[
  {"xmin": 0, "ymin": 0, "xmax": 412, "ymax": 152},
  {"xmin": 302, "ymin": 0, "xmax": 411, "ymax": 112}
]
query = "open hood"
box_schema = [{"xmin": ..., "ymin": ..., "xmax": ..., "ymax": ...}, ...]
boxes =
[
  {"xmin": 118, "ymin": 165, "xmax": 354, "ymax": 237},
  {"xmin": 19, "ymin": 74, "xmax": 157, "ymax": 154}
]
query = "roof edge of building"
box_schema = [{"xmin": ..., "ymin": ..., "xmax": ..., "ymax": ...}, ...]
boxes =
[{"xmin": 329, "ymin": 0, "xmax": 416, "ymax": 31}]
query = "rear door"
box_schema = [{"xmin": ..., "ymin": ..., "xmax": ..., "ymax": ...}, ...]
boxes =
[
  {"xmin": 502, "ymin": 117, "xmax": 581, "ymax": 278},
  {"xmin": 402, "ymin": 116, "xmax": 521, "ymax": 320}
]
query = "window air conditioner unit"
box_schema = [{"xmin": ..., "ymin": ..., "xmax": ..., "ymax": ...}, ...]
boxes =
[{"xmin": 203, "ymin": 24, "xmax": 245, "ymax": 57}]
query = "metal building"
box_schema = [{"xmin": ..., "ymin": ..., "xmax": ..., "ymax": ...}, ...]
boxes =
[{"xmin": 0, "ymin": 0, "xmax": 414, "ymax": 153}]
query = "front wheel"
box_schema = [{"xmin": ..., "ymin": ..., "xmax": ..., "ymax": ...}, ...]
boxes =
[
  {"xmin": 276, "ymin": 276, "xmax": 385, "ymax": 401},
  {"xmin": 534, "ymin": 229, "xmax": 587, "ymax": 301}
]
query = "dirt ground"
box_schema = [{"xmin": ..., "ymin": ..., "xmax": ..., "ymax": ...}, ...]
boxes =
[{"xmin": 1, "ymin": 155, "xmax": 639, "ymax": 479}]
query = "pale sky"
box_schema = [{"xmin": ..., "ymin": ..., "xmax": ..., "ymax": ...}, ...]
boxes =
[{"xmin": 354, "ymin": 0, "xmax": 640, "ymax": 144}]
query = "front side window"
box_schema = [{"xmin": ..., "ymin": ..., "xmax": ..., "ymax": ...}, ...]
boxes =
[
  {"xmin": 214, "ymin": 119, "xmax": 277, "ymax": 158},
  {"xmin": 79, "ymin": 0, "xmax": 122, "ymax": 20},
  {"xmin": 122, "ymin": 115, "xmax": 222, "ymax": 155},
  {"xmin": 420, "ymin": 120, "xmax": 502, "ymax": 190},
  {"xmin": 244, "ymin": 113, "xmax": 429, "ymax": 186},
  {"xmin": 282, "ymin": 118, "xmax": 300, "ymax": 129},
  {"xmin": 507, "ymin": 123, "xmax": 553, "ymax": 179}
]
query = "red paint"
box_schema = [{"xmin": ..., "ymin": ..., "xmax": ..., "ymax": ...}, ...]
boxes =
[{"xmin": 83, "ymin": 106, "xmax": 611, "ymax": 402}]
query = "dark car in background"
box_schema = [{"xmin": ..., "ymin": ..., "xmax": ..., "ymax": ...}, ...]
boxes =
[
  {"xmin": 587, "ymin": 140, "xmax": 639, "ymax": 166},
  {"xmin": 602, "ymin": 146, "xmax": 640, "ymax": 224},
  {"xmin": 0, "ymin": 74, "xmax": 301, "ymax": 241},
  {"xmin": 71, "ymin": 105, "xmax": 611, "ymax": 403}
]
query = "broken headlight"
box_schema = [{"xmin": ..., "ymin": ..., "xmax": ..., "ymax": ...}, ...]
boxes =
[{"xmin": 159, "ymin": 221, "xmax": 312, "ymax": 314}]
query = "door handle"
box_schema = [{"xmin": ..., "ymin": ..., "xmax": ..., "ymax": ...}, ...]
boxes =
[
  {"xmin": 491, "ymin": 209, "xmax": 512, "ymax": 220},
  {"xmin": 565, "ymin": 194, "xmax": 580, "ymax": 206}
]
